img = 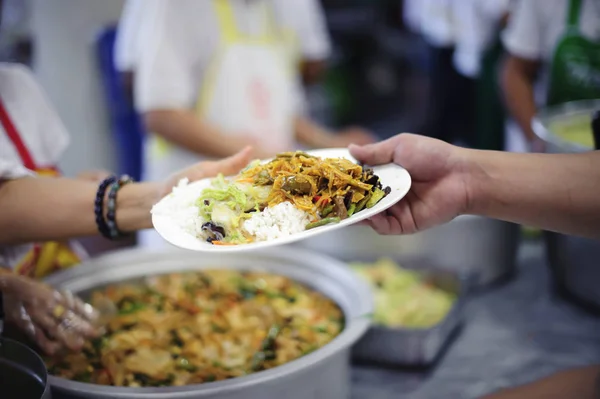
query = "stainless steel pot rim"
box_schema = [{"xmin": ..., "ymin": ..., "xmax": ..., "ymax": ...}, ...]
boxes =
[
  {"xmin": 532, "ymin": 98, "xmax": 600, "ymax": 151},
  {"xmin": 45, "ymin": 247, "xmax": 372, "ymax": 397}
]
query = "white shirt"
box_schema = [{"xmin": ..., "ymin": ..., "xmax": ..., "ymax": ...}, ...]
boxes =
[
  {"xmin": 0, "ymin": 64, "xmax": 70, "ymax": 168},
  {"xmin": 403, "ymin": 0, "xmax": 424, "ymax": 34},
  {"xmin": 117, "ymin": 0, "xmax": 330, "ymax": 75},
  {"xmin": 0, "ymin": 63, "xmax": 71, "ymax": 270},
  {"xmin": 273, "ymin": 0, "xmax": 332, "ymax": 61},
  {"xmin": 135, "ymin": 0, "xmax": 305, "ymax": 114},
  {"xmin": 419, "ymin": 0, "xmax": 456, "ymax": 47},
  {"xmin": 502, "ymin": 0, "xmax": 600, "ymax": 103},
  {"xmin": 114, "ymin": 0, "xmax": 159, "ymax": 73},
  {"xmin": 453, "ymin": 0, "xmax": 511, "ymax": 78}
]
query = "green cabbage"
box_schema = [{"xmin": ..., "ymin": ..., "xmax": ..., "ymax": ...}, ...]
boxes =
[{"xmin": 351, "ymin": 259, "xmax": 456, "ymax": 329}]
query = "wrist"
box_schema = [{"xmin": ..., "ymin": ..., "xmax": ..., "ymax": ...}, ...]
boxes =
[
  {"xmin": 457, "ymin": 148, "xmax": 493, "ymax": 216},
  {"xmin": 114, "ymin": 182, "xmax": 161, "ymax": 232}
]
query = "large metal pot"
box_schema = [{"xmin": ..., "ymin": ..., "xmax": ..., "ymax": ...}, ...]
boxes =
[
  {"xmin": 533, "ymin": 99, "xmax": 600, "ymax": 311},
  {"xmin": 0, "ymin": 337, "xmax": 52, "ymax": 399},
  {"xmin": 544, "ymin": 231, "xmax": 600, "ymax": 312},
  {"xmin": 295, "ymin": 215, "xmax": 520, "ymax": 289},
  {"xmin": 44, "ymin": 247, "xmax": 372, "ymax": 399}
]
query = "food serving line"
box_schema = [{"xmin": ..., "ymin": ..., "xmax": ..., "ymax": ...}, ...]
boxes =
[{"xmin": 6, "ymin": 100, "xmax": 600, "ymax": 399}]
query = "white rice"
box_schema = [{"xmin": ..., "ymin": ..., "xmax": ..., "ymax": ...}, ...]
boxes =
[
  {"xmin": 243, "ymin": 202, "xmax": 312, "ymax": 242},
  {"xmin": 152, "ymin": 179, "xmax": 312, "ymax": 242},
  {"xmin": 151, "ymin": 178, "xmax": 203, "ymax": 236}
]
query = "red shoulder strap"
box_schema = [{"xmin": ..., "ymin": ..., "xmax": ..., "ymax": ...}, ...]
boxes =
[{"xmin": 0, "ymin": 96, "xmax": 37, "ymax": 170}]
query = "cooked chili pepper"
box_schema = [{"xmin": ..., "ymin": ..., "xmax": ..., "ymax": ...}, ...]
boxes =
[
  {"xmin": 313, "ymin": 195, "xmax": 331, "ymax": 205},
  {"xmin": 281, "ymin": 175, "xmax": 313, "ymax": 195}
]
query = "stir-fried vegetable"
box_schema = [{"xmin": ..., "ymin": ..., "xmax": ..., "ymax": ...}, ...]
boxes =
[
  {"xmin": 239, "ymin": 152, "xmax": 390, "ymax": 218},
  {"xmin": 45, "ymin": 270, "xmax": 343, "ymax": 387},
  {"xmin": 196, "ymin": 151, "xmax": 391, "ymax": 245}
]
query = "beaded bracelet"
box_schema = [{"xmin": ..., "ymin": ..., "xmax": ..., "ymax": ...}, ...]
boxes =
[
  {"xmin": 106, "ymin": 175, "xmax": 135, "ymax": 239},
  {"xmin": 95, "ymin": 175, "xmax": 117, "ymax": 239}
]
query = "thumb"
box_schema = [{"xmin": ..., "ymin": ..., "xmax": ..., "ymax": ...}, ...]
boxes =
[
  {"xmin": 216, "ymin": 146, "xmax": 254, "ymax": 175},
  {"xmin": 349, "ymin": 134, "xmax": 407, "ymax": 166},
  {"xmin": 197, "ymin": 146, "xmax": 254, "ymax": 179}
]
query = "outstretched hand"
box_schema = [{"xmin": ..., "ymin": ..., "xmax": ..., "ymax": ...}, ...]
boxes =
[{"xmin": 349, "ymin": 134, "xmax": 473, "ymax": 234}]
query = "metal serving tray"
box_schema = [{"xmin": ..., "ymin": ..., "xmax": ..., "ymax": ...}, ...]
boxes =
[{"xmin": 351, "ymin": 257, "xmax": 467, "ymax": 367}]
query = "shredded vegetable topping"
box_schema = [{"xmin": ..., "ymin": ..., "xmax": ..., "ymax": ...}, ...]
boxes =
[{"xmin": 46, "ymin": 270, "xmax": 344, "ymax": 387}]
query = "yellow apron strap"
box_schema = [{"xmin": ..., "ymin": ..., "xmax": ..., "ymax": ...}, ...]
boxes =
[
  {"xmin": 260, "ymin": 1, "xmax": 298, "ymax": 74},
  {"xmin": 196, "ymin": 0, "xmax": 243, "ymax": 114},
  {"xmin": 196, "ymin": 0, "xmax": 296, "ymax": 114},
  {"xmin": 156, "ymin": 0, "xmax": 244, "ymax": 160},
  {"xmin": 261, "ymin": 1, "xmax": 278, "ymax": 41},
  {"xmin": 214, "ymin": 0, "xmax": 241, "ymax": 44}
]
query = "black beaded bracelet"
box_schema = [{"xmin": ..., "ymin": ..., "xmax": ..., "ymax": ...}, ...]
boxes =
[
  {"xmin": 106, "ymin": 175, "xmax": 135, "ymax": 239},
  {"xmin": 95, "ymin": 175, "xmax": 117, "ymax": 239}
]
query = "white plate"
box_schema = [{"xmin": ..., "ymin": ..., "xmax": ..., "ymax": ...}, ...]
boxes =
[{"xmin": 152, "ymin": 148, "xmax": 411, "ymax": 252}]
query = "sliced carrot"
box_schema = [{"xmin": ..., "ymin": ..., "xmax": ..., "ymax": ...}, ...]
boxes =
[{"xmin": 212, "ymin": 241, "xmax": 237, "ymax": 246}]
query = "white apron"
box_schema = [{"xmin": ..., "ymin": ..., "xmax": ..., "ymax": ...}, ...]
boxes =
[{"xmin": 140, "ymin": 0, "xmax": 298, "ymax": 248}]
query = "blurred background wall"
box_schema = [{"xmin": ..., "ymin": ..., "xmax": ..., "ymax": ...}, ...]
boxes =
[{"xmin": 30, "ymin": 0, "xmax": 125, "ymax": 176}]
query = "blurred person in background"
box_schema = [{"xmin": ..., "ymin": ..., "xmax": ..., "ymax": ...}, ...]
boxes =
[
  {"xmin": 272, "ymin": 0, "xmax": 332, "ymax": 87},
  {"xmin": 113, "ymin": 0, "xmax": 158, "ymax": 104},
  {"xmin": 402, "ymin": 0, "xmax": 423, "ymax": 35},
  {"xmin": 413, "ymin": 0, "xmax": 474, "ymax": 147},
  {"xmin": 452, "ymin": 0, "xmax": 513, "ymax": 151},
  {"xmin": 135, "ymin": 0, "xmax": 375, "ymax": 248},
  {"xmin": 115, "ymin": 0, "xmax": 331, "ymax": 100},
  {"xmin": 501, "ymin": 0, "xmax": 600, "ymax": 153}
]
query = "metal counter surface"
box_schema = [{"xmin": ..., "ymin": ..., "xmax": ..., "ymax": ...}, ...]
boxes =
[{"xmin": 351, "ymin": 242, "xmax": 600, "ymax": 399}]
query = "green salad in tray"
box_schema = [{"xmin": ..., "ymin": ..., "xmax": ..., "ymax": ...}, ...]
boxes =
[{"xmin": 351, "ymin": 259, "xmax": 456, "ymax": 329}]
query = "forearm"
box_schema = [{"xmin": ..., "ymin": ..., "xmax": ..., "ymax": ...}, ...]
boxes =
[
  {"xmin": 144, "ymin": 110, "xmax": 245, "ymax": 158},
  {"xmin": 467, "ymin": 149, "xmax": 600, "ymax": 238},
  {"xmin": 294, "ymin": 116, "xmax": 335, "ymax": 148},
  {"xmin": 501, "ymin": 58, "xmax": 538, "ymax": 141},
  {"xmin": 0, "ymin": 177, "xmax": 159, "ymax": 245}
]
